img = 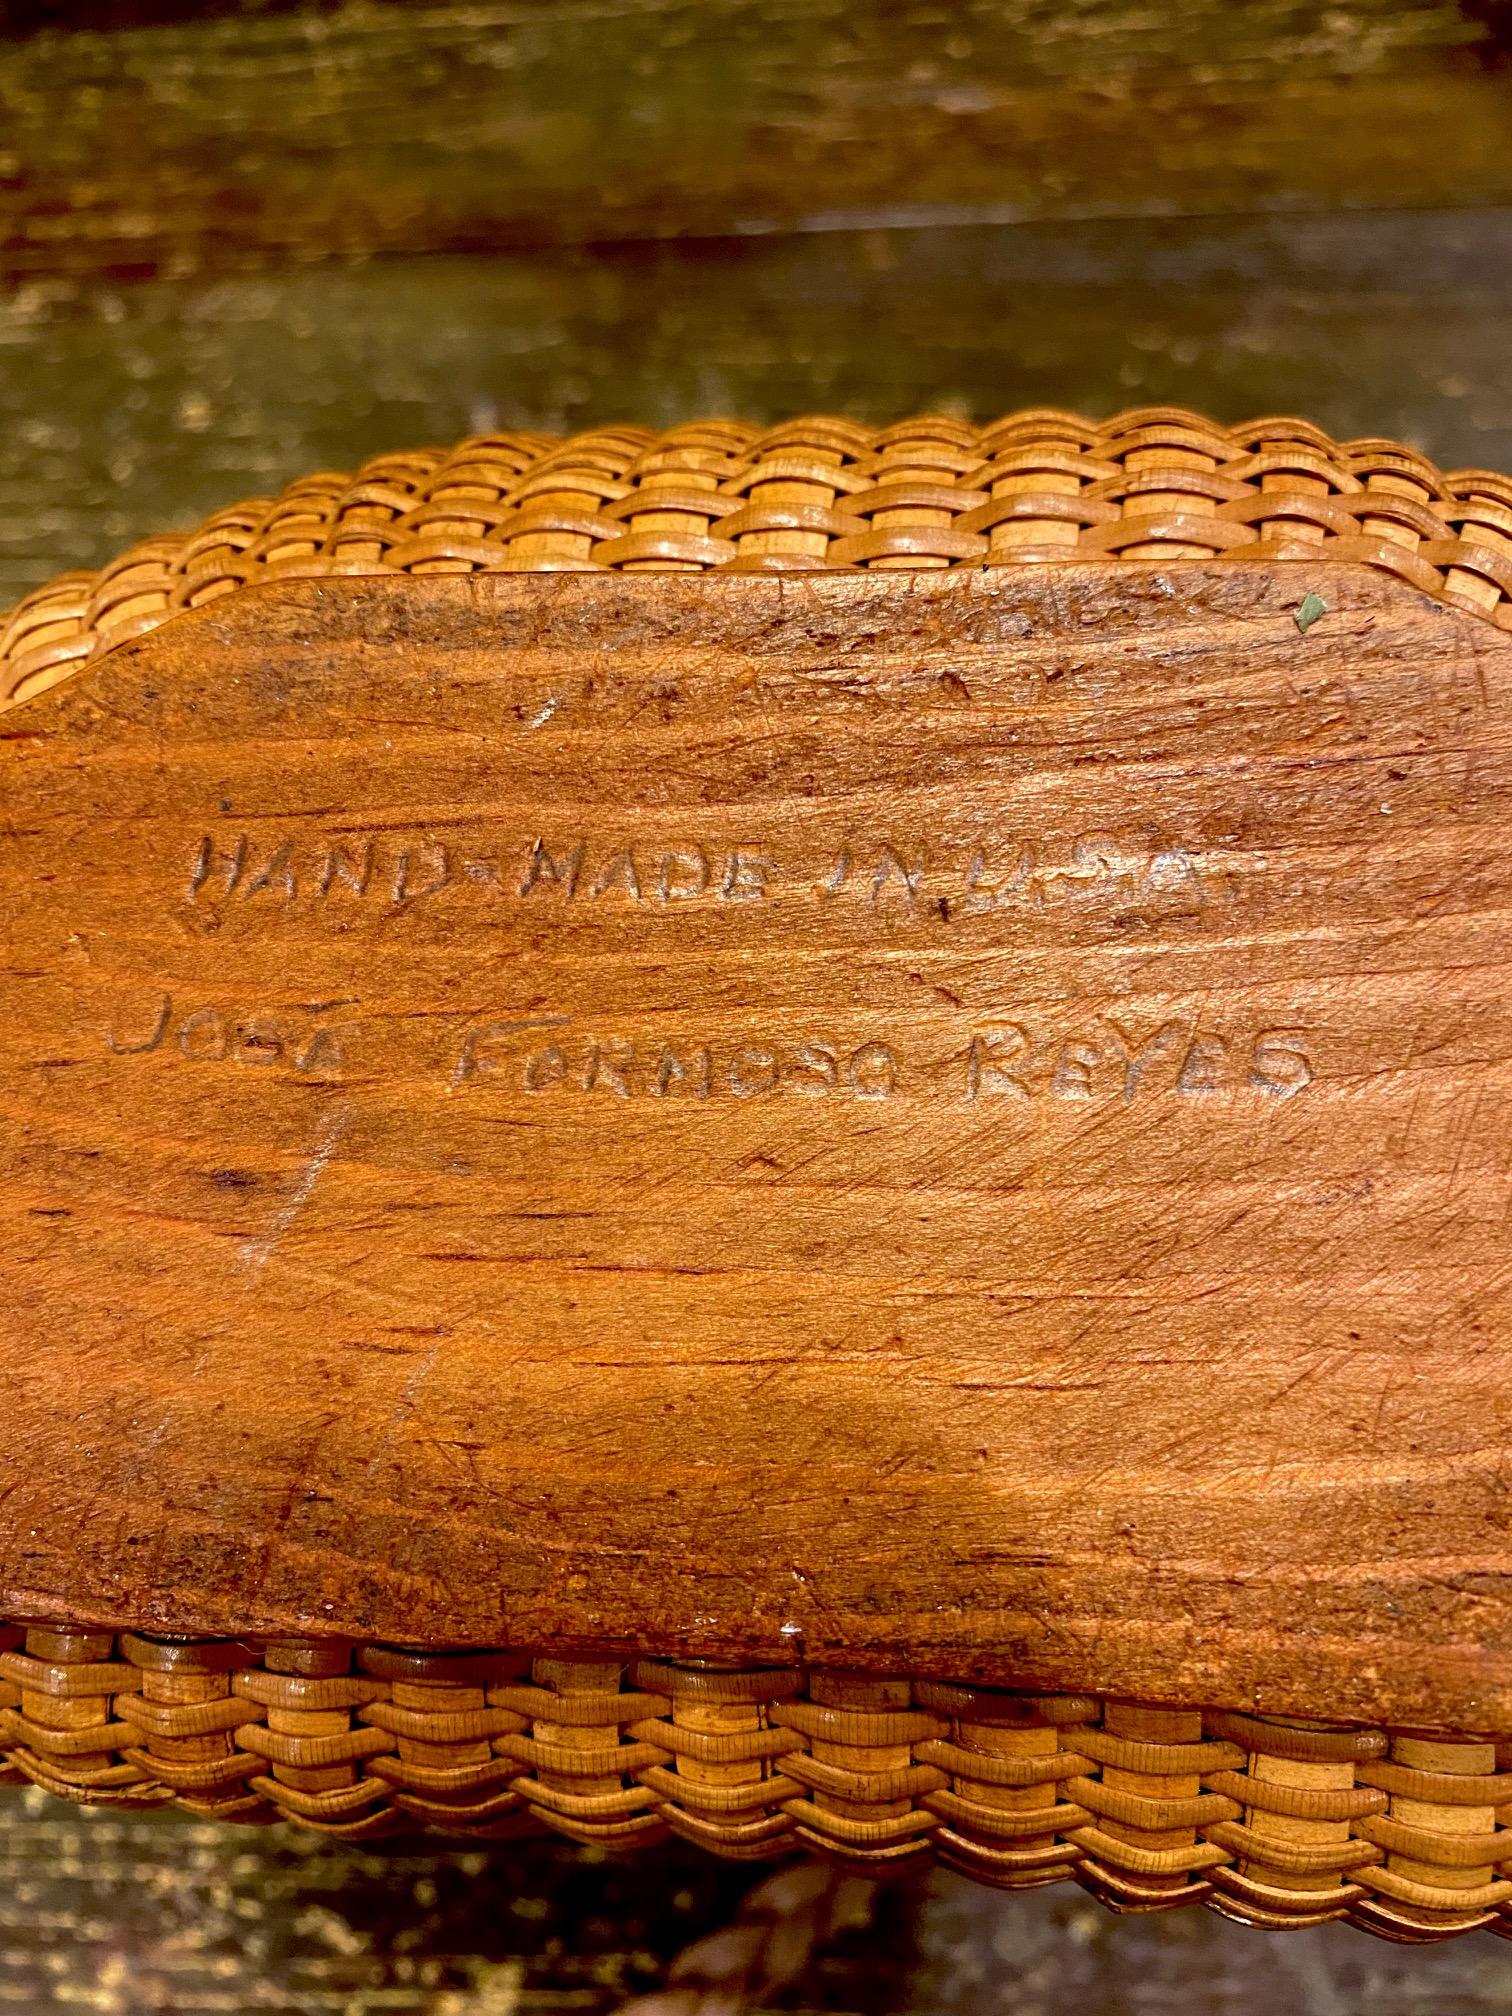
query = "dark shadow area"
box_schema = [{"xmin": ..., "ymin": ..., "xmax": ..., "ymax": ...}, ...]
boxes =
[
  {"xmin": 0, "ymin": 1793, "xmax": 915, "ymax": 2010},
  {"xmin": 12, "ymin": 1794, "xmax": 1512, "ymax": 2011},
  {"xmin": 0, "ymin": 0, "xmax": 347, "ymax": 38},
  {"xmin": 913, "ymin": 1874, "xmax": 1512, "ymax": 2015},
  {"xmin": 1462, "ymin": 0, "xmax": 1512, "ymax": 64}
]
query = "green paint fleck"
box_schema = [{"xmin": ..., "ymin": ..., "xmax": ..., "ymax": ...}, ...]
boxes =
[{"xmin": 1295, "ymin": 591, "xmax": 1327, "ymax": 634}]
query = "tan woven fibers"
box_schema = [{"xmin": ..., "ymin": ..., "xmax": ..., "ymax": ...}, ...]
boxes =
[
  {"xmin": 2, "ymin": 1626, "xmax": 1512, "ymax": 1944},
  {"xmin": 5, "ymin": 406, "xmax": 1512, "ymax": 710}
]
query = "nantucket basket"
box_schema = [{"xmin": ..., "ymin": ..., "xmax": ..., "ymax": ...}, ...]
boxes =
[{"xmin": 4, "ymin": 406, "xmax": 1512, "ymax": 1942}]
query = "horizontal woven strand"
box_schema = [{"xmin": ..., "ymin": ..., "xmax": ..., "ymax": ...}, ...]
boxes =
[
  {"xmin": 7, "ymin": 406, "xmax": 1512, "ymax": 712},
  {"xmin": 0, "ymin": 1624, "xmax": 1511, "ymax": 1939}
]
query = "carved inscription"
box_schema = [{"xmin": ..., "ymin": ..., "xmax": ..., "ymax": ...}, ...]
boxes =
[
  {"xmin": 187, "ymin": 829, "xmax": 1210, "ymax": 920},
  {"xmin": 105, "ymin": 993, "xmax": 348, "ymax": 1074},
  {"xmin": 453, "ymin": 1024, "xmax": 900, "ymax": 1100},
  {"xmin": 100, "ymin": 1002, "xmax": 1315, "ymax": 1104},
  {"xmin": 964, "ymin": 1021, "xmax": 1314, "ymax": 1102},
  {"xmin": 126, "ymin": 833, "xmax": 1315, "ymax": 1109},
  {"xmin": 442, "ymin": 1017, "xmax": 1312, "ymax": 1103}
]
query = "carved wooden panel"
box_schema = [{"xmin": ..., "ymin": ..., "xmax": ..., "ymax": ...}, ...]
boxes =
[{"xmin": 3, "ymin": 560, "xmax": 1510, "ymax": 1729}]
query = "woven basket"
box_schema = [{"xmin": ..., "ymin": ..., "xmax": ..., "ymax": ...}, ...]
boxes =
[
  {"xmin": 5, "ymin": 408, "xmax": 1512, "ymax": 1943},
  {"xmin": 5, "ymin": 407, "xmax": 1512, "ymax": 705}
]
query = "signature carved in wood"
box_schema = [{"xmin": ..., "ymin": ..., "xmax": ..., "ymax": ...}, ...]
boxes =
[{"xmin": 2, "ymin": 559, "xmax": 1511, "ymax": 1737}]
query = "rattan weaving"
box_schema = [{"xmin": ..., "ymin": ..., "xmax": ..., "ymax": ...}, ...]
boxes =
[
  {"xmin": 3, "ymin": 1626, "xmax": 1511, "ymax": 1944},
  {"xmin": 5, "ymin": 406, "xmax": 1512, "ymax": 709},
  {"xmin": 7, "ymin": 408, "xmax": 1512, "ymax": 1944}
]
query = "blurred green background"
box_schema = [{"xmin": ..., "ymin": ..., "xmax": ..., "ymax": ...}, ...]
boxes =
[{"xmin": 4, "ymin": 0, "xmax": 1512, "ymax": 616}]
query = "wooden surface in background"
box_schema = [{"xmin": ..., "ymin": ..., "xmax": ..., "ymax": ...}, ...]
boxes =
[
  {"xmin": 4, "ymin": 206, "xmax": 1512, "ymax": 617},
  {"xmin": 3, "ymin": 0, "xmax": 1512, "ymax": 621},
  {"xmin": 3, "ymin": 0, "xmax": 1511, "ymax": 280},
  {"xmin": 7, "ymin": 561, "xmax": 1512, "ymax": 1727},
  {"xmin": 0, "ymin": 1794, "xmax": 903, "ymax": 2012},
  {"xmin": 9, "ymin": 1794, "xmax": 1512, "ymax": 2011},
  {"xmin": 2, "ymin": 0, "xmax": 1512, "ymax": 620}
]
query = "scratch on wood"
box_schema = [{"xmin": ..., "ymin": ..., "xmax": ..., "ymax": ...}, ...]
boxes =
[{"xmin": 238, "ymin": 1106, "xmax": 348, "ymax": 1277}]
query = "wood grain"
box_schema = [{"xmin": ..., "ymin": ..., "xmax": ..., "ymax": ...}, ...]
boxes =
[
  {"xmin": 4, "ymin": 0, "xmax": 1511, "ymax": 281},
  {"xmin": 4, "ymin": 559, "xmax": 1512, "ymax": 1727}
]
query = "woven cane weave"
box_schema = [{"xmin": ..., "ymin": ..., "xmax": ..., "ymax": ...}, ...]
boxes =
[
  {"xmin": 7, "ymin": 408, "xmax": 1512, "ymax": 1943},
  {"xmin": 5, "ymin": 406, "xmax": 1512, "ymax": 709},
  {"xmin": 2, "ymin": 1626, "xmax": 1512, "ymax": 1945}
]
